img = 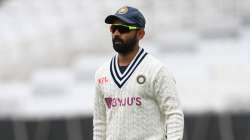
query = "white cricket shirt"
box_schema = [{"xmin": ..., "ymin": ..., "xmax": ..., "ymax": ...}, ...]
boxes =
[{"xmin": 94, "ymin": 48, "xmax": 184, "ymax": 140}]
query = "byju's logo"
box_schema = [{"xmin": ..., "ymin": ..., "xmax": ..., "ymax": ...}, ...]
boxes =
[
  {"xmin": 104, "ymin": 98, "xmax": 113, "ymax": 109},
  {"xmin": 104, "ymin": 97, "xmax": 142, "ymax": 109}
]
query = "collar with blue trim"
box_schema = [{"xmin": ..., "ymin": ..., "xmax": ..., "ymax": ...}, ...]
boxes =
[{"xmin": 110, "ymin": 48, "xmax": 148, "ymax": 88}]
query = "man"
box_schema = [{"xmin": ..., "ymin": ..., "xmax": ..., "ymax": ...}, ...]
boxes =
[{"xmin": 94, "ymin": 6, "xmax": 184, "ymax": 140}]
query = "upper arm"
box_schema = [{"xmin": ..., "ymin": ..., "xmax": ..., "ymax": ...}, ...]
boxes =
[
  {"xmin": 93, "ymin": 72, "xmax": 107, "ymax": 140},
  {"xmin": 153, "ymin": 67, "xmax": 184, "ymax": 140},
  {"xmin": 153, "ymin": 67, "xmax": 181, "ymax": 115}
]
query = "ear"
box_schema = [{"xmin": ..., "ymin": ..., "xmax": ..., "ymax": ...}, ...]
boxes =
[{"xmin": 137, "ymin": 29, "xmax": 145, "ymax": 40}]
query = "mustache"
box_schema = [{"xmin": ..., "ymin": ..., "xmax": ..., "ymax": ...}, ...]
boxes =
[{"xmin": 112, "ymin": 37, "xmax": 124, "ymax": 44}]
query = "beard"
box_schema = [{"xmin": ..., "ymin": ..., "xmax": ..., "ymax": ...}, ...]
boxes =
[{"xmin": 112, "ymin": 35, "xmax": 138, "ymax": 55}]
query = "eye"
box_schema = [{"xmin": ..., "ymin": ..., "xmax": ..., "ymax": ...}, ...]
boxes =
[{"xmin": 110, "ymin": 25, "xmax": 131, "ymax": 34}]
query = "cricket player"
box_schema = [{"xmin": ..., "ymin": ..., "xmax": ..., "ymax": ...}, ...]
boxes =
[{"xmin": 94, "ymin": 6, "xmax": 184, "ymax": 140}]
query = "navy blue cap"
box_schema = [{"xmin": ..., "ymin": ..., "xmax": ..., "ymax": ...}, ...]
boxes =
[{"xmin": 105, "ymin": 6, "xmax": 146, "ymax": 28}]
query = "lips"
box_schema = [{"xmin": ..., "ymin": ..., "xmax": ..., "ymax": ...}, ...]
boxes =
[
  {"xmin": 114, "ymin": 40, "xmax": 122, "ymax": 45},
  {"xmin": 113, "ymin": 38, "xmax": 123, "ymax": 44}
]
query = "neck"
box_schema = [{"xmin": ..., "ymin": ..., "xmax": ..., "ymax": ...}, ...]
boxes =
[{"xmin": 118, "ymin": 46, "xmax": 139, "ymax": 66}]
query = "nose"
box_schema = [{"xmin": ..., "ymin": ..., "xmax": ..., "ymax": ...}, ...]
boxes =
[{"xmin": 112, "ymin": 29, "xmax": 121, "ymax": 36}]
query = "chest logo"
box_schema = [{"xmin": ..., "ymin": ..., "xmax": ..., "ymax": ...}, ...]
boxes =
[
  {"xmin": 105, "ymin": 97, "xmax": 142, "ymax": 109},
  {"xmin": 97, "ymin": 76, "xmax": 109, "ymax": 84},
  {"xmin": 137, "ymin": 75, "xmax": 146, "ymax": 84}
]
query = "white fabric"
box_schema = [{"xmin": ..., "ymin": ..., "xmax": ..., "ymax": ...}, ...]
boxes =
[{"xmin": 93, "ymin": 51, "xmax": 184, "ymax": 140}]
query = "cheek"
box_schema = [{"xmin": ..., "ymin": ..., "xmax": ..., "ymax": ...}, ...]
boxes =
[
  {"xmin": 130, "ymin": 31, "xmax": 139, "ymax": 40},
  {"xmin": 136, "ymin": 33, "xmax": 141, "ymax": 40},
  {"xmin": 113, "ymin": 34, "xmax": 127, "ymax": 41}
]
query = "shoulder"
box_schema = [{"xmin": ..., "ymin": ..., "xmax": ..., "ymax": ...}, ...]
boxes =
[
  {"xmin": 143, "ymin": 54, "xmax": 165, "ymax": 73},
  {"xmin": 95, "ymin": 58, "xmax": 111, "ymax": 80},
  {"xmin": 145, "ymin": 54, "xmax": 175, "ymax": 82},
  {"xmin": 145, "ymin": 54, "xmax": 164, "ymax": 67}
]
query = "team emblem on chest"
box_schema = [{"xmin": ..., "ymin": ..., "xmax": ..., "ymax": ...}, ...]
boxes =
[
  {"xmin": 110, "ymin": 48, "xmax": 148, "ymax": 88},
  {"xmin": 137, "ymin": 75, "xmax": 146, "ymax": 84}
]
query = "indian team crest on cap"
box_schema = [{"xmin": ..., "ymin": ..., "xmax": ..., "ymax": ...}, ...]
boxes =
[
  {"xmin": 117, "ymin": 6, "xmax": 128, "ymax": 14},
  {"xmin": 137, "ymin": 75, "xmax": 146, "ymax": 84}
]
